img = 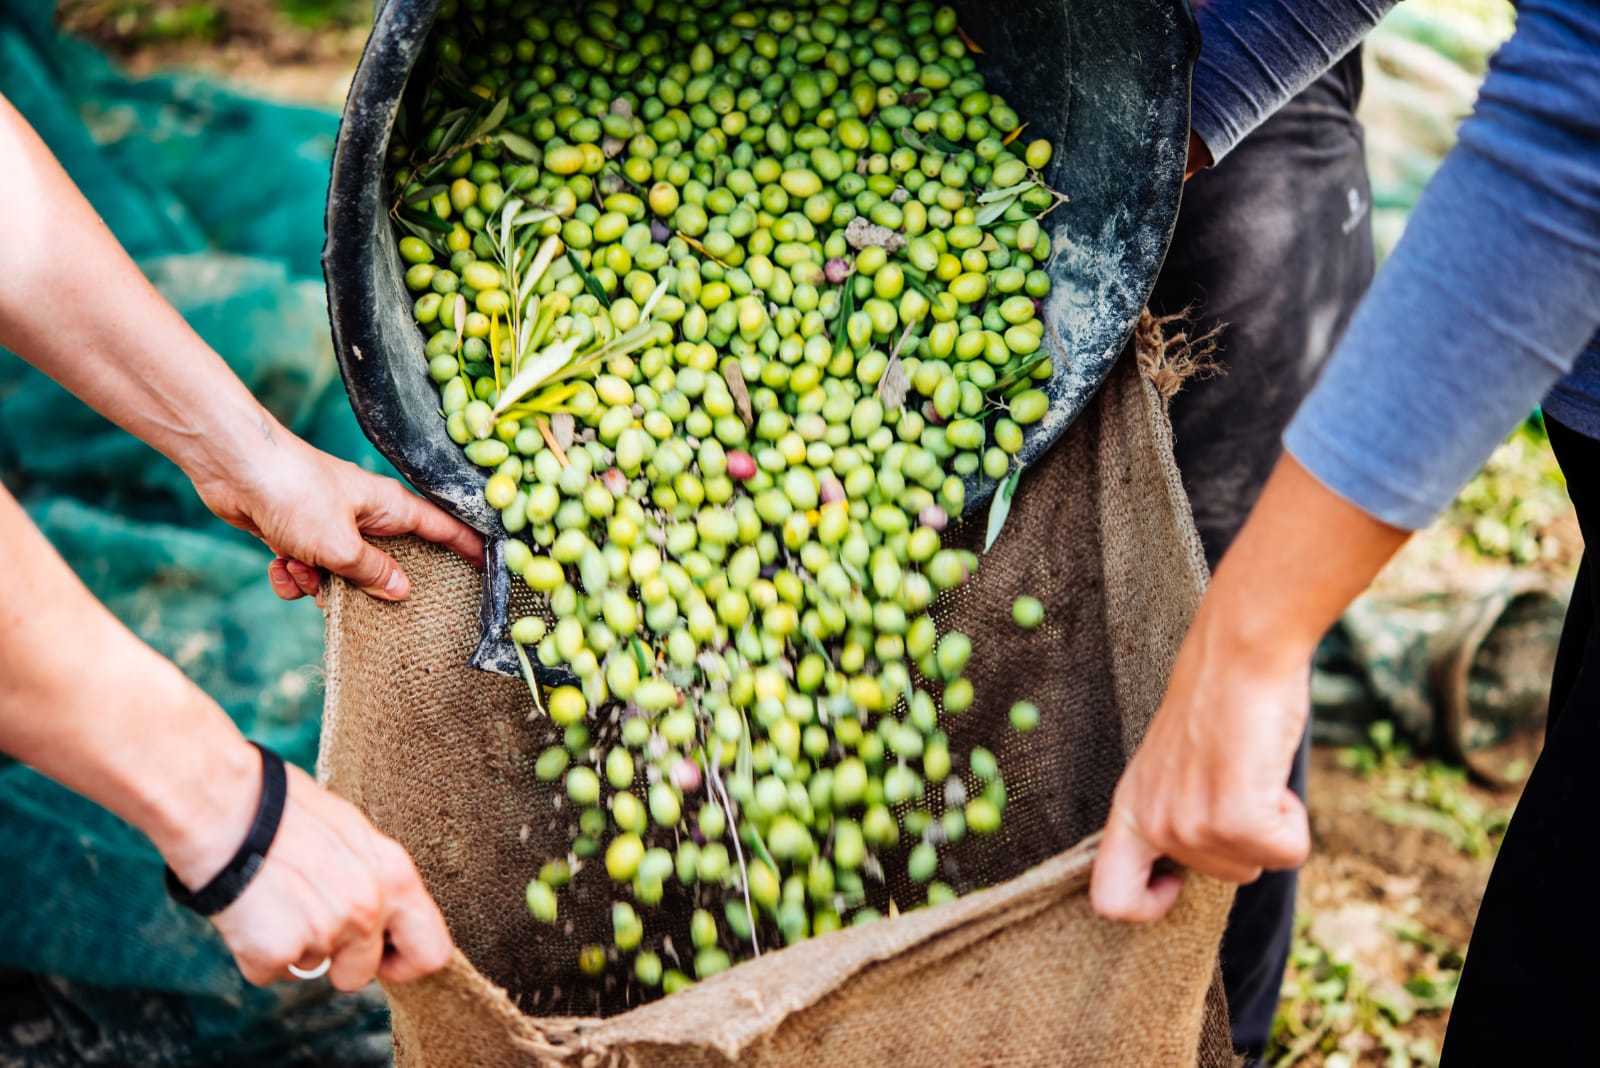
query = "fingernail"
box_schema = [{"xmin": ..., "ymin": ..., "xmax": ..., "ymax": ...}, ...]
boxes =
[{"xmin": 384, "ymin": 571, "xmax": 408, "ymax": 597}]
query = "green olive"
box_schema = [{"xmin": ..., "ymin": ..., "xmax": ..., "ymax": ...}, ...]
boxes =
[
  {"xmin": 1012, "ymin": 595, "xmax": 1044, "ymax": 629},
  {"xmin": 1009, "ymin": 701, "xmax": 1041, "ymax": 732},
  {"xmin": 397, "ymin": 0, "xmax": 1070, "ymax": 981},
  {"xmin": 525, "ymin": 879, "xmax": 558, "ymax": 923}
]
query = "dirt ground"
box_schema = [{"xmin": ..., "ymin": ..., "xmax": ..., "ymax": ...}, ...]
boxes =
[
  {"xmin": 57, "ymin": 0, "xmax": 365, "ymax": 104},
  {"xmin": 1273, "ymin": 730, "xmax": 1539, "ymax": 1066}
]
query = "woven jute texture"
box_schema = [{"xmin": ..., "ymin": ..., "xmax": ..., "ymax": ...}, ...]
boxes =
[{"xmin": 321, "ymin": 336, "xmax": 1237, "ymax": 1067}]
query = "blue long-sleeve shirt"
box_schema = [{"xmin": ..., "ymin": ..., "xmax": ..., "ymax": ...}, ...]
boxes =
[{"xmin": 1190, "ymin": 0, "xmax": 1600, "ymax": 529}]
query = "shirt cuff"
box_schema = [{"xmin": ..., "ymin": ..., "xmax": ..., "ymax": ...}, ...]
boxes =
[{"xmin": 1284, "ymin": 419, "xmax": 1445, "ymax": 532}]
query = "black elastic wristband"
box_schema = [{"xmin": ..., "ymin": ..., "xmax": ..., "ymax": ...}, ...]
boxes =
[{"xmin": 164, "ymin": 742, "xmax": 288, "ymax": 917}]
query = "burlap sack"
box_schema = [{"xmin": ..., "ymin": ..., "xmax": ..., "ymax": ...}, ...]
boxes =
[{"xmin": 320, "ymin": 334, "xmax": 1238, "ymax": 1067}]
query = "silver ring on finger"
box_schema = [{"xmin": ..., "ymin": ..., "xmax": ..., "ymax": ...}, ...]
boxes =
[{"xmin": 288, "ymin": 957, "xmax": 332, "ymax": 981}]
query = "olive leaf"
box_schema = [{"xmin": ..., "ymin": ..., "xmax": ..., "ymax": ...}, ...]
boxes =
[
  {"xmin": 512, "ymin": 638, "xmax": 547, "ymax": 718},
  {"xmin": 734, "ymin": 708, "xmax": 754, "ymax": 791},
  {"xmin": 550, "ymin": 411, "xmax": 576, "ymax": 452},
  {"xmin": 974, "ymin": 193, "xmax": 1020, "ymax": 227},
  {"xmin": 723, "ymin": 360, "xmax": 754, "ymax": 429},
  {"xmin": 466, "ymin": 95, "xmax": 510, "ymax": 142},
  {"xmin": 451, "ymin": 295, "xmax": 468, "ymax": 352},
  {"xmin": 896, "ymin": 128, "xmax": 929, "ymax": 153},
  {"xmin": 877, "ymin": 352, "xmax": 911, "ymax": 412},
  {"xmin": 900, "ymin": 269, "xmax": 938, "ymax": 303},
  {"xmin": 984, "ymin": 465, "xmax": 1024, "ymax": 552},
  {"xmin": 513, "ymin": 207, "xmax": 555, "ymax": 227},
  {"xmin": 567, "ymin": 250, "xmax": 613, "ymax": 308},
  {"xmin": 491, "ymin": 334, "xmax": 583, "ymax": 416},
  {"xmin": 498, "ymin": 130, "xmax": 540, "ymax": 160},
  {"xmin": 515, "ymin": 306, "xmax": 537, "ymax": 371},
  {"xmin": 977, "ymin": 180, "xmax": 1039, "ymax": 204},
  {"xmin": 831, "ymin": 281, "xmax": 856, "ymax": 356},
  {"xmin": 500, "ymin": 380, "xmax": 587, "ymax": 418},
  {"xmin": 436, "ymin": 108, "xmax": 472, "ymax": 150},
  {"xmin": 639, "ymin": 276, "xmax": 671, "ymax": 322},
  {"xmin": 519, "ymin": 234, "xmax": 561, "ymax": 307},
  {"xmin": 399, "ymin": 206, "xmax": 452, "ymax": 233},
  {"xmin": 514, "ymin": 220, "xmax": 543, "ymax": 265},
  {"xmin": 396, "ymin": 217, "xmax": 449, "ymax": 253},
  {"xmin": 498, "ymin": 197, "xmax": 522, "ymax": 258},
  {"xmin": 994, "ymin": 349, "xmax": 1052, "ymax": 392},
  {"xmin": 403, "ymin": 182, "xmax": 449, "ymax": 206}
]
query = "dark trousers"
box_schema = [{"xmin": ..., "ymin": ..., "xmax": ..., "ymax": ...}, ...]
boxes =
[
  {"xmin": 1439, "ymin": 417, "xmax": 1600, "ymax": 1065},
  {"xmin": 1148, "ymin": 51, "xmax": 1375, "ymax": 1060}
]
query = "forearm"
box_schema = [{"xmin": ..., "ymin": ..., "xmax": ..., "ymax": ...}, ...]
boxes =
[
  {"xmin": 0, "ymin": 484, "xmax": 257, "ymax": 884},
  {"xmin": 1190, "ymin": 0, "xmax": 1391, "ymax": 161},
  {"xmin": 0, "ymin": 94, "xmax": 281, "ymax": 489},
  {"xmin": 1202, "ymin": 455, "xmax": 1408, "ymax": 660},
  {"xmin": 1090, "ymin": 455, "xmax": 1404, "ymax": 921}
]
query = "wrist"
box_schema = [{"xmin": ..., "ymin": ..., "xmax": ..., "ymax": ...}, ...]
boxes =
[
  {"xmin": 166, "ymin": 391, "xmax": 287, "ymax": 497},
  {"xmin": 134, "ymin": 681, "xmax": 264, "ymax": 887},
  {"xmin": 1195, "ymin": 565, "xmax": 1326, "ymax": 675}
]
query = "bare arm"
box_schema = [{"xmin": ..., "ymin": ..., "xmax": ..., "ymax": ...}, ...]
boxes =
[
  {"xmin": 0, "ymin": 482, "xmax": 451, "ymax": 987},
  {"xmin": 1090, "ymin": 456, "xmax": 1408, "ymax": 921},
  {"xmin": 0, "ymin": 93, "xmax": 482, "ymax": 599}
]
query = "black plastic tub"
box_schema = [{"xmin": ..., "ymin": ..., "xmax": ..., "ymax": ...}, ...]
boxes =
[{"xmin": 325, "ymin": 0, "xmax": 1198, "ymax": 676}]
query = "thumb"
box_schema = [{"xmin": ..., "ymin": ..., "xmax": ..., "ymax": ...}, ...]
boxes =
[
  {"xmin": 327, "ymin": 538, "xmax": 410, "ymax": 601},
  {"xmin": 1091, "ymin": 810, "xmax": 1183, "ymax": 924}
]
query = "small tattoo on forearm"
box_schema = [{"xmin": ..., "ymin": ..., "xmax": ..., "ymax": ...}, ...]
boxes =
[{"xmin": 259, "ymin": 418, "xmax": 276, "ymax": 445}]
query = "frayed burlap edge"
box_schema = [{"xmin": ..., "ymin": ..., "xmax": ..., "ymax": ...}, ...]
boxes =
[{"xmin": 1133, "ymin": 307, "xmax": 1222, "ymax": 403}]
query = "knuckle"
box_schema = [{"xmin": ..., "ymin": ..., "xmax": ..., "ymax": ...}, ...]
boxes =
[
  {"xmin": 417, "ymin": 937, "xmax": 452, "ymax": 975},
  {"xmin": 1135, "ymin": 807, "xmax": 1170, "ymax": 849},
  {"xmin": 377, "ymin": 838, "xmax": 422, "ymax": 888},
  {"xmin": 1167, "ymin": 811, "xmax": 1207, "ymax": 852},
  {"xmin": 322, "ymin": 534, "xmax": 369, "ymax": 574},
  {"xmin": 345, "ymin": 883, "xmax": 384, "ymax": 936},
  {"xmin": 1210, "ymin": 812, "xmax": 1255, "ymax": 849},
  {"xmin": 249, "ymin": 937, "xmax": 301, "ymax": 977}
]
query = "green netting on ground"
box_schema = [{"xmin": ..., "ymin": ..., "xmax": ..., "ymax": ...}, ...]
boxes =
[{"xmin": 0, "ymin": 2, "xmax": 393, "ymax": 1063}]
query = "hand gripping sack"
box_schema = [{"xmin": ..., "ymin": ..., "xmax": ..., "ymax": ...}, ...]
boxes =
[{"xmin": 319, "ymin": 326, "xmax": 1238, "ymax": 1067}]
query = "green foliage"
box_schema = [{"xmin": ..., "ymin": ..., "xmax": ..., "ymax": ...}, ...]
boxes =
[
  {"xmin": 274, "ymin": 0, "xmax": 370, "ymax": 29},
  {"xmin": 59, "ymin": 0, "xmax": 369, "ymax": 50},
  {"xmin": 1269, "ymin": 914, "xmax": 1460, "ymax": 1067},
  {"xmin": 64, "ymin": 0, "xmax": 223, "ymax": 45},
  {"xmin": 1443, "ymin": 417, "xmax": 1569, "ymax": 565},
  {"xmin": 1338, "ymin": 722, "xmax": 1514, "ymax": 859}
]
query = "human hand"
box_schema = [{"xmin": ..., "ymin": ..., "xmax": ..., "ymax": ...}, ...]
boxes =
[
  {"xmin": 164, "ymin": 757, "xmax": 452, "ymax": 990},
  {"xmin": 1089, "ymin": 602, "xmax": 1312, "ymax": 923},
  {"xmin": 189, "ymin": 423, "xmax": 483, "ymax": 603}
]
